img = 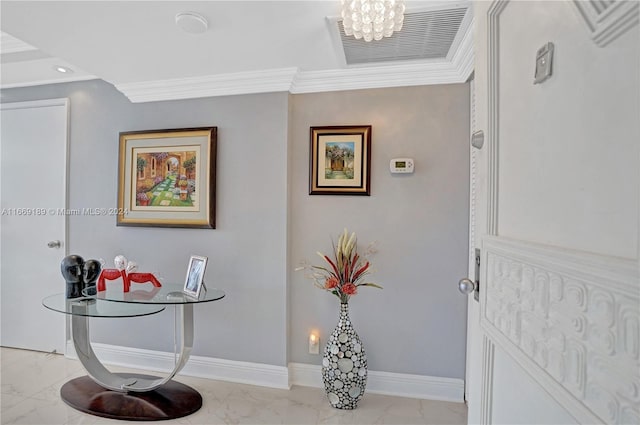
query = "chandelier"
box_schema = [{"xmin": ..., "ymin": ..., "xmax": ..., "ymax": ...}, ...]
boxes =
[{"xmin": 341, "ymin": 0, "xmax": 406, "ymax": 42}]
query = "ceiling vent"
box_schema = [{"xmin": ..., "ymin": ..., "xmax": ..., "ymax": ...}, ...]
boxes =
[{"xmin": 337, "ymin": 6, "xmax": 468, "ymax": 65}]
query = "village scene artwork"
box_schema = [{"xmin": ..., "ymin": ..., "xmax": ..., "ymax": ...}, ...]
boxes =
[
  {"xmin": 324, "ymin": 142, "xmax": 355, "ymax": 180},
  {"xmin": 134, "ymin": 150, "xmax": 197, "ymax": 207}
]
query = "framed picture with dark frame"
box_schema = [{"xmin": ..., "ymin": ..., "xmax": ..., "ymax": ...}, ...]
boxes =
[
  {"xmin": 117, "ymin": 127, "xmax": 217, "ymax": 228},
  {"xmin": 309, "ymin": 125, "xmax": 371, "ymax": 195},
  {"xmin": 183, "ymin": 255, "xmax": 208, "ymax": 298}
]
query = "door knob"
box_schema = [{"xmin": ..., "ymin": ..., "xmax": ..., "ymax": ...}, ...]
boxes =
[
  {"xmin": 458, "ymin": 278, "xmax": 476, "ymax": 295},
  {"xmin": 458, "ymin": 249, "xmax": 481, "ymax": 301},
  {"xmin": 47, "ymin": 240, "xmax": 62, "ymax": 248}
]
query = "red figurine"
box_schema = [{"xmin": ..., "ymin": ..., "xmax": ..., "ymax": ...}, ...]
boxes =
[
  {"xmin": 128, "ymin": 272, "xmax": 162, "ymax": 289},
  {"xmin": 97, "ymin": 255, "xmax": 161, "ymax": 292}
]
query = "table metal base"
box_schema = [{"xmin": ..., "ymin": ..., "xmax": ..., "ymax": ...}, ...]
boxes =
[
  {"xmin": 71, "ymin": 303, "xmax": 193, "ymax": 392},
  {"xmin": 60, "ymin": 374, "xmax": 202, "ymax": 421}
]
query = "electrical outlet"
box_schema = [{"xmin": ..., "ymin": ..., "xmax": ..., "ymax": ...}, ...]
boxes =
[{"xmin": 309, "ymin": 333, "xmax": 319, "ymax": 354}]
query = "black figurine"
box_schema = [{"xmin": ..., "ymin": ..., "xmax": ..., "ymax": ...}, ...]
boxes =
[
  {"xmin": 61, "ymin": 255, "xmax": 85, "ymax": 299},
  {"xmin": 61, "ymin": 255, "xmax": 102, "ymax": 299},
  {"xmin": 83, "ymin": 259, "xmax": 102, "ymax": 293}
]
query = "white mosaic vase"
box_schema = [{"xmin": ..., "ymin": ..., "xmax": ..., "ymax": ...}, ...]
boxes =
[{"xmin": 321, "ymin": 303, "xmax": 367, "ymax": 409}]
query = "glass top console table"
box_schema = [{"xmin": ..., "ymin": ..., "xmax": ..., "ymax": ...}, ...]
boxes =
[{"xmin": 42, "ymin": 284, "xmax": 225, "ymax": 421}]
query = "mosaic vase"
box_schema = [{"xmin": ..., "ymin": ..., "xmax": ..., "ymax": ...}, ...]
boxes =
[{"xmin": 322, "ymin": 303, "xmax": 367, "ymax": 409}]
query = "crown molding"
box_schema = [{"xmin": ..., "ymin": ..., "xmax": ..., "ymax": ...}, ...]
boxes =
[
  {"xmin": 0, "ymin": 32, "xmax": 37, "ymax": 54},
  {"xmin": 451, "ymin": 13, "xmax": 475, "ymax": 81},
  {"xmin": 108, "ymin": 13, "xmax": 475, "ymax": 102},
  {"xmin": 114, "ymin": 68, "xmax": 299, "ymax": 103},
  {"xmin": 290, "ymin": 60, "xmax": 463, "ymax": 94},
  {"xmin": 1, "ymin": 75, "xmax": 98, "ymax": 89}
]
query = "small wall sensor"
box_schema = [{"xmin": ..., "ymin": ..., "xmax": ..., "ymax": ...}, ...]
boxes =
[{"xmin": 390, "ymin": 158, "xmax": 414, "ymax": 174}]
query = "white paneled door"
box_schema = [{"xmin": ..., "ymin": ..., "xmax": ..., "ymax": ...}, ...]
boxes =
[
  {"xmin": 466, "ymin": 1, "xmax": 639, "ymax": 424},
  {"xmin": 1, "ymin": 99, "xmax": 68, "ymax": 354}
]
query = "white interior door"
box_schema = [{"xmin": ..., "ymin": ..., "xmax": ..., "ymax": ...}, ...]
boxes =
[
  {"xmin": 1, "ymin": 98, "xmax": 68, "ymax": 354},
  {"xmin": 467, "ymin": 1, "xmax": 639, "ymax": 424}
]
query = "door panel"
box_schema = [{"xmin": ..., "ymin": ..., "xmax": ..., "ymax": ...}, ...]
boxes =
[
  {"xmin": 482, "ymin": 236, "xmax": 638, "ymax": 424},
  {"xmin": 491, "ymin": 346, "xmax": 578, "ymax": 425},
  {"xmin": 1, "ymin": 99, "xmax": 68, "ymax": 353},
  {"xmin": 469, "ymin": 1, "xmax": 639, "ymax": 424},
  {"xmin": 495, "ymin": 1, "xmax": 638, "ymax": 260}
]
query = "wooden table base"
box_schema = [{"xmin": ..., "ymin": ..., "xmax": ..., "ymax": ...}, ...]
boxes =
[{"xmin": 60, "ymin": 374, "xmax": 202, "ymax": 421}]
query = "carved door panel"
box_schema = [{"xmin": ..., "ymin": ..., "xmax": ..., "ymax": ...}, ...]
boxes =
[{"xmin": 471, "ymin": 1, "xmax": 639, "ymax": 424}]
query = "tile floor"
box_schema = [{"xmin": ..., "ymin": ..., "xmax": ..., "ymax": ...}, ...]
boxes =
[{"xmin": 1, "ymin": 347, "xmax": 467, "ymax": 424}]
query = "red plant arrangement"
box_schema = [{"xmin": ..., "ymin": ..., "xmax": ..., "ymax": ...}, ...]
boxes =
[{"xmin": 298, "ymin": 229, "xmax": 381, "ymax": 303}]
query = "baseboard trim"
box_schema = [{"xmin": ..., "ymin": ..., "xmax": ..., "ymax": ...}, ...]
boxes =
[
  {"xmin": 65, "ymin": 340, "xmax": 289, "ymax": 390},
  {"xmin": 64, "ymin": 341, "xmax": 464, "ymax": 402},
  {"xmin": 288, "ymin": 362, "xmax": 465, "ymax": 402}
]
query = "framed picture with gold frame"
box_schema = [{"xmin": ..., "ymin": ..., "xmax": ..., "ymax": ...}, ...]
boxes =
[
  {"xmin": 309, "ymin": 125, "xmax": 371, "ymax": 195},
  {"xmin": 117, "ymin": 127, "xmax": 217, "ymax": 228}
]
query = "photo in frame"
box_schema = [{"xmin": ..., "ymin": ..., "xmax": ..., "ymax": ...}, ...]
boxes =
[
  {"xmin": 117, "ymin": 127, "xmax": 217, "ymax": 228},
  {"xmin": 183, "ymin": 255, "xmax": 208, "ymax": 298},
  {"xmin": 309, "ymin": 125, "xmax": 371, "ymax": 195}
]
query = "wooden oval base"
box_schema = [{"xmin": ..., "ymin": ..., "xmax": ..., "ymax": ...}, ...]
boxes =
[{"xmin": 60, "ymin": 374, "xmax": 202, "ymax": 421}]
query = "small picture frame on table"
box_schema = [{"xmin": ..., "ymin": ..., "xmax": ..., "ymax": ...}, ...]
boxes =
[{"xmin": 183, "ymin": 255, "xmax": 208, "ymax": 298}]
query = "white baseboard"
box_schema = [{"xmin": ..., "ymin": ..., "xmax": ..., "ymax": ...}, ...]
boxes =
[
  {"xmin": 288, "ymin": 362, "xmax": 464, "ymax": 403},
  {"xmin": 288, "ymin": 361, "xmax": 323, "ymax": 388},
  {"xmin": 65, "ymin": 340, "xmax": 289, "ymax": 389},
  {"xmin": 65, "ymin": 341, "xmax": 464, "ymax": 402}
]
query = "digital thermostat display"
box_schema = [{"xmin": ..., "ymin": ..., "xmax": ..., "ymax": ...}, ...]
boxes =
[{"xmin": 389, "ymin": 158, "xmax": 414, "ymax": 174}]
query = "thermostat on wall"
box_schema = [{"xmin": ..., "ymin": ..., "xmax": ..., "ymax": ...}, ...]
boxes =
[{"xmin": 390, "ymin": 158, "xmax": 414, "ymax": 174}]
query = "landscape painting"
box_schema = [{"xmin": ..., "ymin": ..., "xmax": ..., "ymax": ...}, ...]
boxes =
[
  {"xmin": 117, "ymin": 127, "xmax": 217, "ymax": 228},
  {"xmin": 133, "ymin": 149, "xmax": 199, "ymax": 209},
  {"xmin": 324, "ymin": 142, "xmax": 355, "ymax": 180},
  {"xmin": 309, "ymin": 125, "xmax": 371, "ymax": 195}
]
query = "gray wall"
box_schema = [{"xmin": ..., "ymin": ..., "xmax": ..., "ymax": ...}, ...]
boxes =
[
  {"xmin": 2, "ymin": 80, "xmax": 469, "ymax": 379},
  {"xmin": 1, "ymin": 80, "xmax": 290, "ymax": 366},
  {"xmin": 288, "ymin": 85, "xmax": 470, "ymax": 378}
]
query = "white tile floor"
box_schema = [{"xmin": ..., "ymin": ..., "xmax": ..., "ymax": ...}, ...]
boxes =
[{"xmin": 1, "ymin": 347, "xmax": 467, "ymax": 424}]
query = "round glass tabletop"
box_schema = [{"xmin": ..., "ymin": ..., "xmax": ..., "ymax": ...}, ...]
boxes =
[
  {"xmin": 83, "ymin": 283, "xmax": 225, "ymax": 305},
  {"xmin": 43, "ymin": 293, "xmax": 165, "ymax": 318}
]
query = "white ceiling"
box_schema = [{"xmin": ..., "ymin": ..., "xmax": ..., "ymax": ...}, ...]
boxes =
[{"xmin": 0, "ymin": 1, "xmax": 473, "ymax": 102}]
